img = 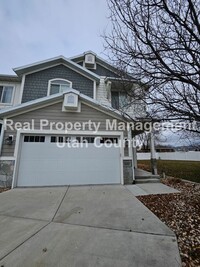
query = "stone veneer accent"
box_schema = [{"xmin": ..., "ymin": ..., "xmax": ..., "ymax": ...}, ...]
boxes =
[
  {"xmin": 123, "ymin": 160, "xmax": 134, "ymax": 184},
  {"xmin": 0, "ymin": 160, "xmax": 15, "ymax": 187}
]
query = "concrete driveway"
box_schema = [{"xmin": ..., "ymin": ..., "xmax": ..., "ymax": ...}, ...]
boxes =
[{"xmin": 0, "ymin": 185, "xmax": 181, "ymax": 267}]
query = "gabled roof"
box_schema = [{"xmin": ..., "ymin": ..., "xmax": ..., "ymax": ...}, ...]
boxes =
[
  {"xmin": 13, "ymin": 56, "xmax": 100, "ymax": 83},
  {"xmin": 70, "ymin": 51, "xmax": 136, "ymax": 80},
  {"xmin": 69, "ymin": 51, "xmax": 121, "ymax": 76},
  {"xmin": 0, "ymin": 88, "xmax": 128, "ymax": 121}
]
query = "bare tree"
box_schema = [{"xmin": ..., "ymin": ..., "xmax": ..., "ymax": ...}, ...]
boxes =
[
  {"xmin": 137, "ymin": 129, "xmax": 167, "ymax": 151},
  {"xmin": 104, "ymin": 0, "xmax": 200, "ymax": 132}
]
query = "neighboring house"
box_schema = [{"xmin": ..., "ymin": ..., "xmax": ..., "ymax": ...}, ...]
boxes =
[
  {"xmin": 0, "ymin": 75, "xmax": 22, "ymax": 109},
  {"xmin": 0, "ymin": 51, "xmax": 147, "ymax": 188}
]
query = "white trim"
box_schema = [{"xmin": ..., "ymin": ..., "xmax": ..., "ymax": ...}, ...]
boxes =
[
  {"xmin": 0, "ymin": 89, "xmax": 127, "ymax": 122},
  {"xmin": 4, "ymin": 99, "xmax": 62, "ymax": 119},
  {"xmin": 14, "ymin": 56, "xmax": 100, "ymax": 82},
  {"xmin": 120, "ymin": 132, "xmax": 124, "ymax": 184},
  {"xmin": 0, "ymin": 156, "xmax": 15, "ymax": 160},
  {"xmin": 23, "ymin": 63, "xmax": 59, "ymax": 76},
  {"xmin": 128, "ymin": 129, "xmax": 132, "ymax": 157},
  {"xmin": 128, "ymin": 128, "xmax": 135, "ymax": 181},
  {"xmin": 74, "ymin": 60, "xmax": 83, "ymax": 65},
  {"xmin": 12, "ymin": 130, "xmax": 22, "ymax": 188},
  {"xmin": 19, "ymin": 75, "xmax": 25, "ymax": 104},
  {"xmin": 93, "ymin": 82, "xmax": 97, "ymax": 100},
  {"xmin": 25, "ymin": 63, "xmax": 98, "ymax": 82},
  {"xmin": 69, "ymin": 50, "xmax": 97, "ymax": 59},
  {"xmin": 0, "ymin": 74, "xmax": 19, "ymax": 78},
  {"xmin": 15, "ymin": 130, "xmax": 123, "ymax": 136},
  {"xmin": 47, "ymin": 78, "xmax": 72, "ymax": 96},
  {"xmin": 13, "ymin": 130, "xmax": 124, "ymax": 188},
  {"xmin": 0, "ymin": 119, "xmax": 5, "ymax": 156},
  {"xmin": 123, "ymin": 157, "xmax": 133, "ymax": 160}
]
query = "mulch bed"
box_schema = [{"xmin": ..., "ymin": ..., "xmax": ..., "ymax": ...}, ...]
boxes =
[{"xmin": 137, "ymin": 178, "xmax": 200, "ymax": 267}]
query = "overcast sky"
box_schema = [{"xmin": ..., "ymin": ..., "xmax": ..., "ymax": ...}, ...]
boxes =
[{"xmin": 0, "ymin": 0, "xmax": 109, "ymax": 74}]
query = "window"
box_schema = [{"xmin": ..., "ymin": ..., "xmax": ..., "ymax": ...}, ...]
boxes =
[
  {"xmin": 0, "ymin": 86, "xmax": 14, "ymax": 104},
  {"xmin": 100, "ymin": 137, "xmax": 118, "ymax": 144},
  {"xmin": 24, "ymin": 136, "xmax": 45, "ymax": 143},
  {"xmin": 111, "ymin": 91, "xmax": 128, "ymax": 109},
  {"xmin": 50, "ymin": 136, "xmax": 57, "ymax": 143},
  {"xmin": 82, "ymin": 137, "xmax": 95, "ymax": 143},
  {"xmin": 50, "ymin": 136, "xmax": 72, "ymax": 143},
  {"xmin": 50, "ymin": 136, "xmax": 95, "ymax": 144},
  {"xmin": 48, "ymin": 79, "xmax": 72, "ymax": 96}
]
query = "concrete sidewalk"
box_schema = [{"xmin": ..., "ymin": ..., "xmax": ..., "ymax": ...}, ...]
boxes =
[
  {"xmin": 126, "ymin": 183, "xmax": 179, "ymax": 196},
  {"xmin": 0, "ymin": 185, "xmax": 181, "ymax": 267}
]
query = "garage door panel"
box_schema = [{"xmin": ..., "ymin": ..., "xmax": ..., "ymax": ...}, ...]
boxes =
[{"xmin": 17, "ymin": 136, "xmax": 121, "ymax": 187}]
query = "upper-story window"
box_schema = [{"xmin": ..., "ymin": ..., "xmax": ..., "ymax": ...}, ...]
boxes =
[
  {"xmin": 48, "ymin": 79, "xmax": 72, "ymax": 96},
  {"xmin": 0, "ymin": 86, "xmax": 14, "ymax": 104},
  {"xmin": 111, "ymin": 91, "xmax": 128, "ymax": 109}
]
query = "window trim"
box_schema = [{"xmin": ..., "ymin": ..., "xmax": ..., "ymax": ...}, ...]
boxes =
[
  {"xmin": 47, "ymin": 78, "xmax": 72, "ymax": 96},
  {"xmin": 0, "ymin": 85, "xmax": 15, "ymax": 105}
]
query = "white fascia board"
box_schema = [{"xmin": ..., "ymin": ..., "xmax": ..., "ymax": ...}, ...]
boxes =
[
  {"xmin": 0, "ymin": 93, "xmax": 64, "ymax": 118},
  {"xmin": 105, "ymin": 77, "xmax": 137, "ymax": 83},
  {"xmin": 69, "ymin": 51, "xmax": 97, "ymax": 60}
]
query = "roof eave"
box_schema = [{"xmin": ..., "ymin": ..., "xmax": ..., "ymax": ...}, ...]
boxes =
[
  {"xmin": 0, "ymin": 89, "xmax": 127, "ymax": 122},
  {"xmin": 0, "ymin": 74, "xmax": 21, "ymax": 83},
  {"xmin": 13, "ymin": 56, "xmax": 100, "ymax": 83},
  {"xmin": 0, "ymin": 93, "xmax": 64, "ymax": 118}
]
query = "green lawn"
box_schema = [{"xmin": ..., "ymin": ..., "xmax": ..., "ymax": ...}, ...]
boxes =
[{"xmin": 138, "ymin": 160, "xmax": 200, "ymax": 183}]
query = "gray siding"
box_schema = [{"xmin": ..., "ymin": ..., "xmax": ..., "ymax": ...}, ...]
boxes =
[
  {"xmin": 1, "ymin": 102, "xmax": 124, "ymax": 157},
  {"xmin": 22, "ymin": 64, "xmax": 94, "ymax": 102},
  {"xmin": 91, "ymin": 63, "xmax": 120, "ymax": 77}
]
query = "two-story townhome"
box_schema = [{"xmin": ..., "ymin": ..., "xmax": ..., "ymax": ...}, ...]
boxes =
[{"xmin": 0, "ymin": 51, "xmax": 148, "ymax": 188}]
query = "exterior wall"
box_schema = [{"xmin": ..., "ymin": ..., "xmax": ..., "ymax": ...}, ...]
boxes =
[
  {"xmin": 1, "ymin": 102, "xmax": 124, "ymax": 157},
  {"xmin": 96, "ymin": 78, "xmax": 111, "ymax": 106},
  {"xmin": 91, "ymin": 63, "xmax": 120, "ymax": 77},
  {"xmin": 0, "ymin": 81, "xmax": 22, "ymax": 109},
  {"xmin": 96, "ymin": 80, "xmax": 147, "ymax": 119},
  {"xmin": 137, "ymin": 151, "xmax": 200, "ymax": 161},
  {"xmin": 22, "ymin": 64, "xmax": 94, "ymax": 103}
]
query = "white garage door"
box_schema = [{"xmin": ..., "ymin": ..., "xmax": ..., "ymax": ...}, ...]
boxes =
[{"xmin": 16, "ymin": 135, "xmax": 121, "ymax": 187}]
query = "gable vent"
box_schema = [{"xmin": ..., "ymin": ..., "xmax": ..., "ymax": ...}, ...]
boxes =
[
  {"xmin": 85, "ymin": 54, "xmax": 95, "ymax": 64},
  {"xmin": 62, "ymin": 93, "xmax": 79, "ymax": 112},
  {"xmin": 84, "ymin": 53, "xmax": 96, "ymax": 69}
]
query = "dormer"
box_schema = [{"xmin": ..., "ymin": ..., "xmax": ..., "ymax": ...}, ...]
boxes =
[{"xmin": 84, "ymin": 52, "xmax": 96, "ymax": 70}]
